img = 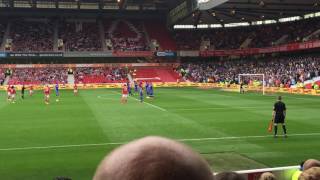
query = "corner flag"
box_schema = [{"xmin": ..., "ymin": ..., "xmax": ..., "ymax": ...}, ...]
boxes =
[{"xmin": 268, "ymin": 120, "xmax": 273, "ymax": 133}]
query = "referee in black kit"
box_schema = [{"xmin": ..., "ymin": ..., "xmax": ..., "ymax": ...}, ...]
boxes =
[
  {"xmin": 273, "ymin": 96, "xmax": 287, "ymax": 138},
  {"xmin": 21, "ymin": 85, "xmax": 25, "ymax": 99}
]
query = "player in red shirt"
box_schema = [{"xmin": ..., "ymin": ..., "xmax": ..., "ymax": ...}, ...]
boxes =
[
  {"xmin": 29, "ymin": 85, "xmax": 34, "ymax": 96},
  {"xmin": 44, "ymin": 85, "xmax": 50, "ymax": 105},
  {"xmin": 73, "ymin": 84, "xmax": 78, "ymax": 96},
  {"xmin": 10, "ymin": 86, "xmax": 16, "ymax": 103},
  {"xmin": 121, "ymin": 84, "xmax": 128, "ymax": 104},
  {"xmin": 7, "ymin": 86, "xmax": 11, "ymax": 102}
]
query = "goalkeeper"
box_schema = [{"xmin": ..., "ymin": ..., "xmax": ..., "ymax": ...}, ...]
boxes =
[{"xmin": 240, "ymin": 82, "xmax": 245, "ymax": 94}]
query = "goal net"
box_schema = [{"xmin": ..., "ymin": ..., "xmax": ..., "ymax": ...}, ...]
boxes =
[{"xmin": 238, "ymin": 74, "xmax": 265, "ymax": 95}]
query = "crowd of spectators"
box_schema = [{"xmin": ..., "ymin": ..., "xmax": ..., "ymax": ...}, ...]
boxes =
[
  {"xmin": 58, "ymin": 21, "xmax": 102, "ymax": 52},
  {"xmin": 249, "ymin": 18, "xmax": 320, "ymax": 48},
  {"xmin": 174, "ymin": 17, "xmax": 320, "ymax": 50},
  {"xmin": 2, "ymin": 17, "xmax": 320, "ymax": 52},
  {"xmin": 9, "ymin": 20, "xmax": 54, "ymax": 52},
  {"xmin": 174, "ymin": 27, "xmax": 251, "ymax": 50},
  {"xmin": 178, "ymin": 56, "xmax": 320, "ymax": 87},
  {"xmin": 74, "ymin": 67, "xmax": 127, "ymax": 84},
  {"xmin": 0, "ymin": 22, "xmax": 6, "ymax": 48},
  {"xmin": 105, "ymin": 20, "xmax": 148, "ymax": 51},
  {"xmin": 0, "ymin": 69, "xmax": 5, "ymax": 85},
  {"xmin": 8, "ymin": 68, "xmax": 68, "ymax": 85}
]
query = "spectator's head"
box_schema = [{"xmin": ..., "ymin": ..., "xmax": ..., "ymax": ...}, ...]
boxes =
[
  {"xmin": 215, "ymin": 172, "xmax": 245, "ymax": 180},
  {"xmin": 93, "ymin": 136, "xmax": 214, "ymax": 180},
  {"xmin": 299, "ymin": 167, "xmax": 320, "ymax": 180},
  {"xmin": 303, "ymin": 159, "xmax": 320, "ymax": 170},
  {"xmin": 259, "ymin": 172, "xmax": 277, "ymax": 180}
]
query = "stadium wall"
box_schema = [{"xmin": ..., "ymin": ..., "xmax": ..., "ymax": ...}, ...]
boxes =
[{"xmin": 1, "ymin": 39, "xmax": 320, "ymax": 60}]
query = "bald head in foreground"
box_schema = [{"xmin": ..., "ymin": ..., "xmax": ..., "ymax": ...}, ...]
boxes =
[
  {"xmin": 303, "ymin": 159, "xmax": 320, "ymax": 171},
  {"xmin": 93, "ymin": 136, "xmax": 214, "ymax": 180},
  {"xmin": 299, "ymin": 167, "xmax": 320, "ymax": 180}
]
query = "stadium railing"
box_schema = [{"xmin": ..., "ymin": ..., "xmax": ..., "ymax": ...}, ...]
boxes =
[{"xmin": 233, "ymin": 165, "xmax": 300, "ymax": 180}]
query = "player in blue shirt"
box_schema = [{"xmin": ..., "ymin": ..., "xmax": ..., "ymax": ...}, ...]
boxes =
[
  {"xmin": 134, "ymin": 81, "xmax": 138, "ymax": 94},
  {"xmin": 149, "ymin": 82, "xmax": 154, "ymax": 98},
  {"xmin": 145, "ymin": 82, "xmax": 149, "ymax": 97},
  {"xmin": 55, "ymin": 83, "xmax": 60, "ymax": 102},
  {"xmin": 127, "ymin": 82, "xmax": 133, "ymax": 96},
  {"xmin": 139, "ymin": 82, "xmax": 143, "ymax": 103}
]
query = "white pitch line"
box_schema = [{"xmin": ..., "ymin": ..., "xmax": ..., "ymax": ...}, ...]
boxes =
[
  {"xmin": 133, "ymin": 98, "xmax": 167, "ymax": 112},
  {"xmin": 0, "ymin": 133, "xmax": 320, "ymax": 152},
  {"xmin": 112, "ymin": 91, "xmax": 167, "ymax": 112},
  {"xmin": 172, "ymin": 106, "xmax": 269, "ymax": 111},
  {"xmin": 0, "ymin": 142, "xmax": 124, "ymax": 152},
  {"xmin": 178, "ymin": 133, "xmax": 320, "ymax": 142}
]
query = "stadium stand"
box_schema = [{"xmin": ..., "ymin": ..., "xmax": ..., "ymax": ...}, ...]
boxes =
[
  {"xmin": 144, "ymin": 20, "xmax": 177, "ymax": 51},
  {"xmin": 9, "ymin": 19, "xmax": 54, "ymax": 52},
  {"xmin": 74, "ymin": 67, "xmax": 127, "ymax": 84},
  {"xmin": 104, "ymin": 19, "xmax": 148, "ymax": 51},
  {"xmin": 58, "ymin": 20, "xmax": 102, "ymax": 52},
  {"xmin": 0, "ymin": 17, "xmax": 319, "ymax": 52},
  {"xmin": 174, "ymin": 28, "xmax": 251, "ymax": 50},
  {"xmin": 8, "ymin": 68, "xmax": 68, "ymax": 85},
  {"xmin": 0, "ymin": 21, "xmax": 6, "ymax": 47},
  {"xmin": 0, "ymin": 69, "xmax": 5, "ymax": 85},
  {"xmin": 249, "ymin": 18, "xmax": 320, "ymax": 48},
  {"xmin": 174, "ymin": 17, "xmax": 320, "ymax": 50},
  {"xmin": 177, "ymin": 56, "xmax": 320, "ymax": 87},
  {"xmin": 132, "ymin": 67, "xmax": 182, "ymax": 82}
]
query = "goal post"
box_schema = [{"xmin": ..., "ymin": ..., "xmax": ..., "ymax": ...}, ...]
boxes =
[{"xmin": 238, "ymin": 74, "xmax": 265, "ymax": 95}]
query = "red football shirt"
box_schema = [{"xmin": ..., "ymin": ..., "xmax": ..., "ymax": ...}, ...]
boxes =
[
  {"xmin": 122, "ymin": 86, "xmax": 128, "ymax": 95},
  {"xmin": 10, "ymin": 88, "xmax": 16, "ymax": 95},
  {"xmin": 44, "ymin": 87, "xmax": 50, "ymax": 95}
]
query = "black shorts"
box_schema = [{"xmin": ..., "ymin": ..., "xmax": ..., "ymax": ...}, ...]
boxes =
[{"xmin": 274, "ymin": 115, "xmax": 285, "ymax": 124}]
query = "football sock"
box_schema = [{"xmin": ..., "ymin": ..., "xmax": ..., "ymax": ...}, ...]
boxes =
[
  {"xmin": 282, "ymin": 125, "xmax": 287, "ymax": 134},
  {"xmin": 274, "ymin": 126, "xmax": 278, "ymax": 135}
]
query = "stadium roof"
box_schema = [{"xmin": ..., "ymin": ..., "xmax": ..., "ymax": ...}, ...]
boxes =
[
  {"xmin": 0, "ymin": 0, "xmax": 184, "ymax": 11},
  {"xmin": 176, "ymin": 0, "xmax": 320, "ymax": 25},
  {"xmin": 123, "ymin": 0, "xmax": 185, "ymax": 10}
]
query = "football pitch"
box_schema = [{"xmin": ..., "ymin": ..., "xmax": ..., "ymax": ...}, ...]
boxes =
[{"xmin": 0, "ymin": 87, "xmax": 319, "ymax": 179}]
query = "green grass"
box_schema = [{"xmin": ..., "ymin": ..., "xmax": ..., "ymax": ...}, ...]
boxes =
[{"xmin": 0, "ymin": 87, "xmax": 319, "ymax": 179}]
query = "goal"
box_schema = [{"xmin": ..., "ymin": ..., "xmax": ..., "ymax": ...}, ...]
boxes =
[{"xmin": 238, "ymin": 74, "xmax": 265, "ymax": 95}]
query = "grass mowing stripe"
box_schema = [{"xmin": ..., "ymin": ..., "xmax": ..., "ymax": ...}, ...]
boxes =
[
  {"xmin": 1, "ymin": 88, "xmax": 319, "ymax": 179},
  {"xmin": 1, "ymin": 132, "xmax": 319, "ymax": 151}
]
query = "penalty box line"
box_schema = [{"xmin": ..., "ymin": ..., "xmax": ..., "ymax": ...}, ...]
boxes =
[
  {"xmin": 0, "ymin": 133, "xmax": 320, "ymax": 152},
  {"xmin": 112, "ymin": 91, "xmax": 167, "ymax": 112}
]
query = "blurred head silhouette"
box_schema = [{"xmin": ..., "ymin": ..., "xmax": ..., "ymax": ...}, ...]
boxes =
[{"xmin": 93, "ymin": 136, "xmax": 214, "ymax": 180}]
